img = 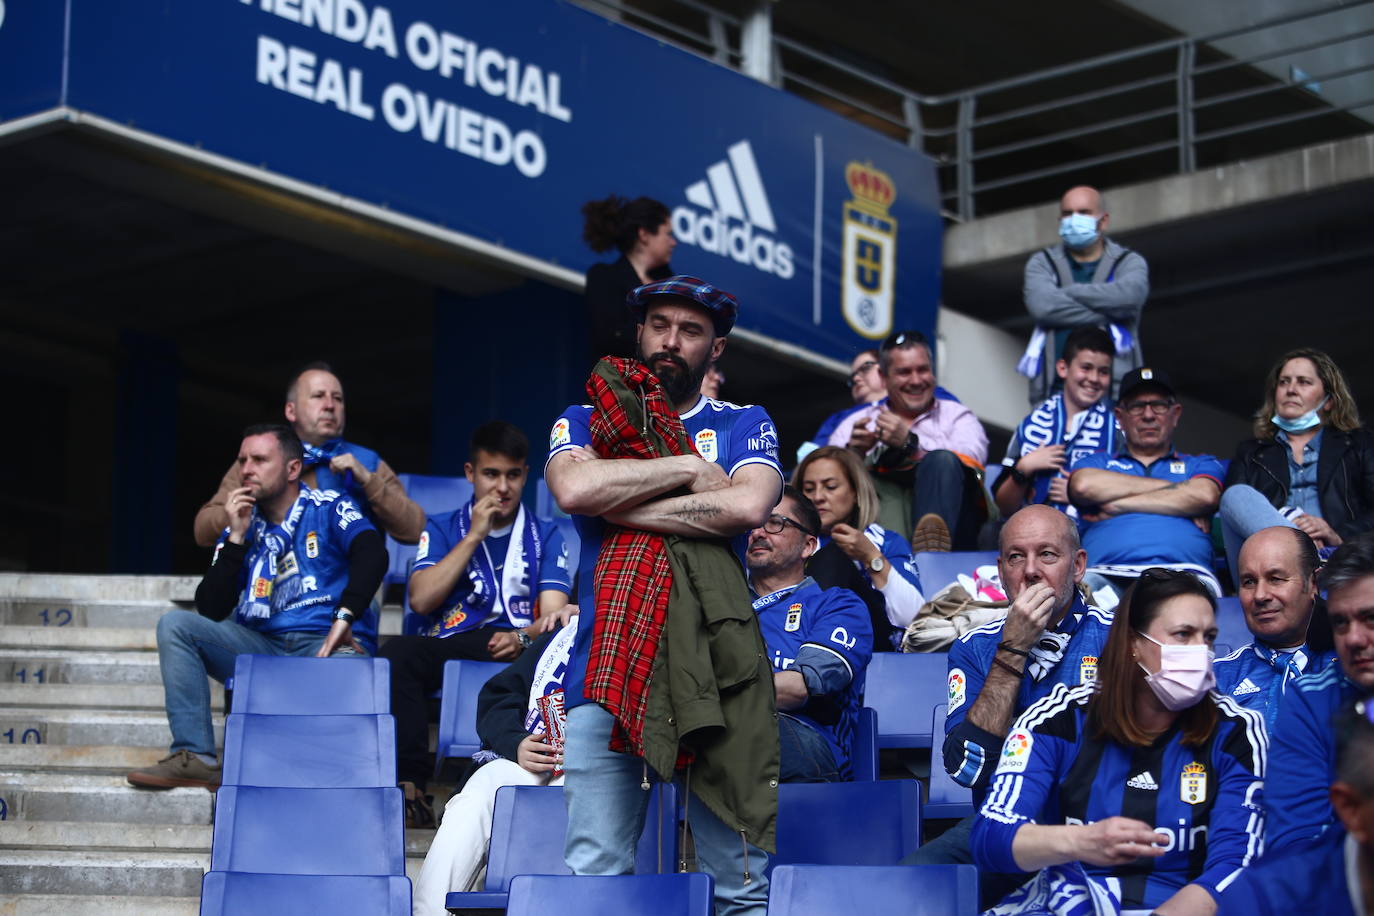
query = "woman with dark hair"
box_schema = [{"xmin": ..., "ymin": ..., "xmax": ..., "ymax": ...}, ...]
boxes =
[
  {"xmin": 793, "ymin": 445, "xmax": 925, "ymax": 650},
  {"xmin": 1220, "ymin": 347, "xmax": 1374, "ymax": 577},
  {"xmin": 972, "ymin": 569, "xmax": 1266, "ymax": 915},
  {"xmin": 581, "ymin": 194, "xmax": 674, "ymax": 363}
]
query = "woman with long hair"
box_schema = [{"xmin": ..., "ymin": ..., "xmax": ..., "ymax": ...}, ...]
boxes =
[
  {"xmin": 581, "ymin": 194, "xmax": 675, "ymax": 364},
  {"xmin": 972, "ymin": 569, "xmax": 1266, "ymax": 915},
  {"xmin": 793, "ymin": 445, "xmax": 925, "ymax": 649},
  {"xmin": 1220, "ymin": 347, "xmax": 1374, "ymax": 577}
]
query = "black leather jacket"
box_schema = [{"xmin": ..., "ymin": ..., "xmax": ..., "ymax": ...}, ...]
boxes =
[{"xmin": 1224, "ymin": 426, "xmax": 1374, "ymax": 540}]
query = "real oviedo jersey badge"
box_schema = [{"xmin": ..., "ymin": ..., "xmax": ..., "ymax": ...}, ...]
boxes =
[
  {"xmin": 305, "ymin": 531, "xmax": 320, "ymax": 559},
  {"xmin": 694, "ymin": 428, "xmax": 718, "ymax": 462},
  {"xmin": 1181, "ymin": 761, "xmax": 1207, "ymax": 804},
  {"xmin": 784, "ymin": 602, "xmax": 803, "ymax": 632}
]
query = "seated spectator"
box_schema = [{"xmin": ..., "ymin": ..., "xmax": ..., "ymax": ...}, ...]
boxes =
[
  {"xmin": 800, "ymin": 350, "xmax": 961, "ymax": 464},
  {"xmin": 129, "ymin": 424, "xmax": 387, "ymax": 789},
  {"xmin": 747, "ymin": 487, "xmax": 873, "ymax": 781},
  {"xmin": 793, "ymin": 445, "xmax": 924, "ymax": 650},
  {"xmin": 1221, "ymin": 697, "xmax": 1374, "ymax": 915},
  {"xmin": 972, "ymin": 569, "xmax": 1265, "ymax": 914},
  {"xmin": 828, "ymin": 330, "xmax": 989, "ymax": 552},
  {"xmin": 380, "ymin": 421, "xmax": 571, "ymax": 825},
  {"xmin": 193, "ymin": 362, "xmax": 423, "ymax": 547},
  {"xmin": 1018, "ymin": 184, "xmax": 1147, "ymax": 403},
  {"xmin": 1220, "ymin": 347, "xmax": 1374, "ymax": 579},
  {"xmin": 1068, "ymin": 367, "xmax": 1224, "ymax": 602},
  {"xmin": 905, "ymin": 506, "xmax": 1110, "ymax": 907},
  {"xmin": 993, "ymin": 327, "xmax": 1119, "ymax": 518},
  {"xmin": 412, "ymin": 623, "xmax": 577, "ymax": 916},
  {"xmin": 700, "ymin": 361, "xmax": 725, "ymax": 399},
  {"xmin": 1267, "ymin": 532, "xmax": 1374, "ymax": 854},
  {"xmin": 581, "ymin": 194, "xmax": 674, "ymax": 363},
  {"xmin": 1214, "ymin": 526, "xmax": 1336, "ymax": 730}
]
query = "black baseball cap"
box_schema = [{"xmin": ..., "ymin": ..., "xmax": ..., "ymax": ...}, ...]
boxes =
[{"xmin": 1118, "ymin": 367, "xmax": 1176, "ymax": 402}]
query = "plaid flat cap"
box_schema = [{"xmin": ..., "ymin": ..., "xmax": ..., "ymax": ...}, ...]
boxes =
[{"xmin": 626, "ymin": 275, "xmax": 739, "ymax": 336}]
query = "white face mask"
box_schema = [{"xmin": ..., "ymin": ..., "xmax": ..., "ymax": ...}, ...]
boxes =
[{"xmin": 1136, "ymin": 630, "xmax": 1215, "ymax": 711}]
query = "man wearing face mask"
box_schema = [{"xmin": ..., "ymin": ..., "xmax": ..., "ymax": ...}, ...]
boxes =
[{"xmin": 1019, "ymin": 185, "xmax": 1149, "ymax": 404}]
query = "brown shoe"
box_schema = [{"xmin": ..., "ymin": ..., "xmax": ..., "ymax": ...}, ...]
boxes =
[
  {"xmin": 127, "ymin": 749, "xmax": 222, "ymax": 790},
  {"xmin": 911, "ymin": 513, "xmax": 952, "ymax": 553},
  {"xmin": 401, "ymin": 781, "xmax": 436, "ymax": 828}
]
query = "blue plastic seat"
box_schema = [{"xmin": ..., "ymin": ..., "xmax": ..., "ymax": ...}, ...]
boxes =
[
  {"xmin": 767, "ymin": 864, "xmax": 978, "ymax": 915},
  {"xmin": 1214, "ymin": 595, "xmax": 1250, "ymax": 655},
  {"xmin": 772, "ymin": 780, "xmax": 922, "ymax": 873},
  {"xmin": 199, "ymin": 872, "xmax": 411, "ymax": 915},
  {"xmin": 505, "ymin": 873, "xmax": 713, "ymax": 916},
  {"xmin": 221, "ymin": 713, "xmax": 396, "ymax": 788},
  {"xmin": 863, "ymin": 652, "xmax": 949, "ymax": 748},
  {"xmin": 230, "ymin": 656, "xmax": 390, "ymax": 715},
  {"xmin": 383, "ymin": 473, "xmax": 473, "ymax": 585},
  {"xmin": 914, "ymin": 551, "xmax": 1000, "ymax": 596},
  {"xmin": 447, "ymin": 783, "xmax": 678, "ymax": 911},
  {"xmin": 433, "ymin": 658, "xmax": 507, "ymax": 780},
  {"xmin": 211, "ymin": 786, "xmax": 405, "ymax": 876},
  {"xmin": 925, "ymin": 706, "xmax": 974, "ymax": 822},
  {"xmin": 851, "ymin": 706, "xmax": 878, "ymax": 781}
]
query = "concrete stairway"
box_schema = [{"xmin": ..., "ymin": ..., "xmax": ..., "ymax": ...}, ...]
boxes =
[{"xmin": 0, "ymin": 574, "xmax": 429, "ymax": 914}]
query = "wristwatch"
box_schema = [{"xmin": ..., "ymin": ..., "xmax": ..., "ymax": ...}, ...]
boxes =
[
  {"xmin": 515, "ymin": 630, "xmax": 533, "ymax": 649},
  {"xmin": 333, "ymin": 608, "xmax": 356, "ymax": 624},
  {"xmin": 869, "ymin": 555, "xmax": 886, "ymax": 573}
]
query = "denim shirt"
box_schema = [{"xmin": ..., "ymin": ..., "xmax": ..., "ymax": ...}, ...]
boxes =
[{"xmin": 1277, "ymin": 428, "xmax": 1323, "ymax": 516}]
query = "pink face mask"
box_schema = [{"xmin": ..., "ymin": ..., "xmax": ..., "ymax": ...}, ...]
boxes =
[{"xmin": 1136, "ymin": 630, "xmax": 1215, "ymax": 711}]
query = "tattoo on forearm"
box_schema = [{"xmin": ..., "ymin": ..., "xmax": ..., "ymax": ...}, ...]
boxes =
[{"xmin": 673, "ymin": 501, "xmax": 724, "ymax": 522}]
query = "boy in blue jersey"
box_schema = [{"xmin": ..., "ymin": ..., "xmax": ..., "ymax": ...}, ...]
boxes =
[
  {"xmin": 1068, "ymin": 366, "xmax": 1224, "ymax": 600},
  {"xmin": 547, "ymin": 276, "xmax": 784, "ymax": 916},
  {"xmin": 193, "ymin": 362, "xmax": 424, "ymax": 548},
  {"xmin": 1214, "ymin": 526, "xmax": 1335, "ymax": 731},
  {"xmin": 380, "ymin": 421, "xmax": 572, "ymax": 820},
  {"xmin": 129, "ymin": 424, "xmax": 388, "ymax": 790},
  {"xmin": 906, "ymin": 505, "xmax": 1111, "ymax": 905},
  {"xmin": 746, "ymin": 488, "xmax": 872, "ymax": 781},
  {"xmin": 993, "ymin": 327, "xmax": 1118, "ymax": 518},
  {"xmin": 1267, "ymin": 532, "xmax": 1374, "ymax": 853}
]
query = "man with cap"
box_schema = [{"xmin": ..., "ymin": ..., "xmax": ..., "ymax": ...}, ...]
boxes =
[
  {"xmin": 193, "ymin": 361, "xmax": 424, "ymax": 547},
  {"xmin": 546, "ymin": 276, "xmax": 784, "ymax": 915},
  {"xmin": 1067, "ymin": 366, "xmax": 1224, "ymax": 602},
  {"xmin": 1018, "ymin": 185, "xmax": 1148, "ymax": 403}
]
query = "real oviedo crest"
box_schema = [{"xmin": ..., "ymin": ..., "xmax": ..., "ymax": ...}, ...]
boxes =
[{"xmin": 841, "ymin": 161, "xmax": 897, "ymax": 340}]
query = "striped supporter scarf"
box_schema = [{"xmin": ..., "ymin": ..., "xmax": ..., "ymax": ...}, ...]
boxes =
[{"xmin": 583, "ymin": 357, "xmax": 696, "ymax": 760}]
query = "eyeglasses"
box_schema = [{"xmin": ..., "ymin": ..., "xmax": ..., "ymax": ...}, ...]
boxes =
[
  {"xmin": 848, "ymin": 360, "xmax": 878, "ymax": 387},
  {"xmin": 762, "ymin": 514, "xmax": 815, "ymax": 537},
  {"xmin": 1121, "ymin": 399, "xmax": 1175, "ymax": 417},
  {"xmin": 880, "ymin": 330, "xmax": 927, "ymax": 353}
]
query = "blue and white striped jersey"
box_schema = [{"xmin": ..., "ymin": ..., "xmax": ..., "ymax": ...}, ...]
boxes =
[{"xmin": 971, "ymin": 683, "xmax": 1267, "ymax": 910}]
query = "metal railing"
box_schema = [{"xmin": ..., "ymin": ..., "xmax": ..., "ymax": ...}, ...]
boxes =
[{"xmin": 576, "ymin": 0, "xmax": 1374, "ymax": 220}]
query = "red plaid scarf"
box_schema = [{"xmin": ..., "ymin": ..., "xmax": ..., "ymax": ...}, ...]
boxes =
[{"xmin": 584, "ymin": 357, "xmax": 695, "ymax": 758}]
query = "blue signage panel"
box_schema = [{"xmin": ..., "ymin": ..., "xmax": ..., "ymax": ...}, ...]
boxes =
[
  {"xmin": 0, "ymin": 0, "xmax": 67, "ymax": 122},
  {"xmin": 57, "ymin": 0, "xmax": 940, "ymax": 360}
]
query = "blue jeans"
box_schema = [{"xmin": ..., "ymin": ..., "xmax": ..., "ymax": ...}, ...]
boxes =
[
  {"xmin": 563, "ymin": 702, "xmax": 770, "ymax": 916},
  {"xmin": 155, "ymin": 610, "xmax": 363, "ymax": 756},
  {"xmin": 913, "ymin": 450, "xmax": 983, "ymax": 550},
  {"xmin": 777, "ymin": 714, "xmax": 839, "ymax": 783},
  {"xmin": 1219, "ymin": 484, "xmax": 1297, "ymax": 582}
]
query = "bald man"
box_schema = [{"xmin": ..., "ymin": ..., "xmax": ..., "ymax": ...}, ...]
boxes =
[
  {"xmin": 1214, "ymin": 526, "xmax": 1337, "ymax": 730},
  {"xmin": 1019, "ymin": 184, "xmax": 1148, "ymax": 403}
]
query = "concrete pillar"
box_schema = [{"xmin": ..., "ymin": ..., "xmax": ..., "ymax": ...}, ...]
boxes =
[{"xmin": 740, "ymin": 1, "xmax": 775, "ymax": 85}]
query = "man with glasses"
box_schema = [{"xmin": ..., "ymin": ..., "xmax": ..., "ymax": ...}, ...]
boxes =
[
  {"xmin": 746, "ymin": 487, "xmax": 873, "ymax": 781},
  {"xmin": 828, "ymin": 330, "xmax": 989, "ymax": 552},
  {"xmin": 1018, "ymin": 185, "xmax": 1148, "ymax": 404},
  {"xmin": 1067, "ymin": 367, "xmax": 1224, "ymax": 602}
]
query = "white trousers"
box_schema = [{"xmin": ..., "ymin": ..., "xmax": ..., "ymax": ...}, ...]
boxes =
[{"xmin": 412, "ymin": 759, "xmax": 563, "ymax": 916}]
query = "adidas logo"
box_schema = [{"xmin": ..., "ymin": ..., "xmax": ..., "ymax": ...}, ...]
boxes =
[
  {"xmin": 1127, "ymin": 771, "xmax": 1159, "ymax": 791},
  {"xmin": 1233, "ymin": 678, "xmax": 1261, "ymax": 696},
  {"xmin": 671, "ymin": 140, "xmax": 796, "ymax": 279}
]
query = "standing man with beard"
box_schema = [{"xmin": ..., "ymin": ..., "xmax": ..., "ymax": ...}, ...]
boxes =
[
  {"xmin": 129, "ymin": 424, "xmax": 388, "ymax": 789},
  {"xmin": 1018, "ymin": 185, "xmax": 1148, "ymax": 403},
  {"xmin": 193, "ymin": 362, "xmax": 424, "ymax": 547},
  {"xmin": 547, "ymin": 276, "xmax": 784, "ymax": 915}
]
